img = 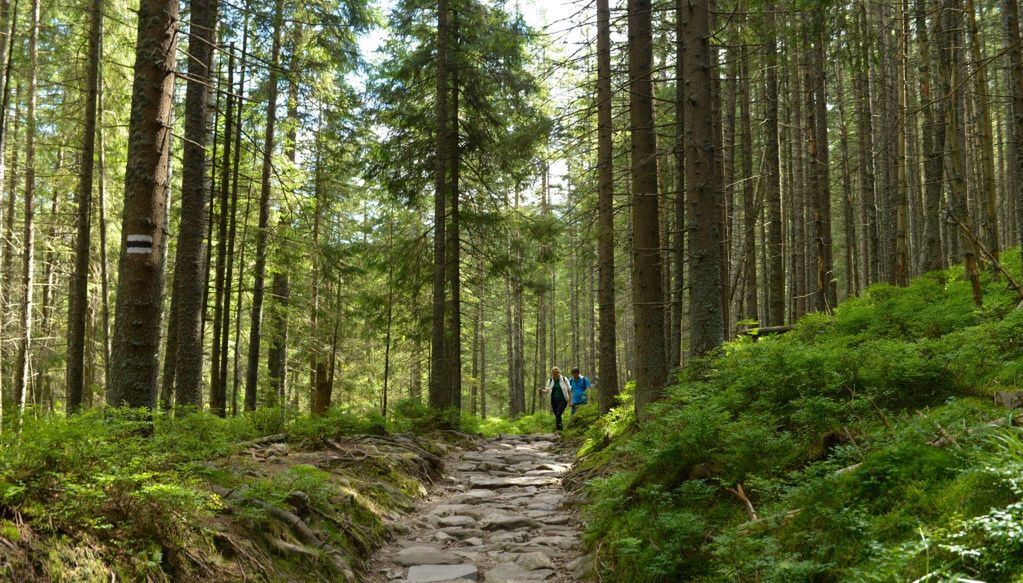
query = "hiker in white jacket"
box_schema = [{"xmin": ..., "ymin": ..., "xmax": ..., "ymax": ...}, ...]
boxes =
[{"xmin": 542, "ymin": 367, "xmax": 572, "ymax": 431}]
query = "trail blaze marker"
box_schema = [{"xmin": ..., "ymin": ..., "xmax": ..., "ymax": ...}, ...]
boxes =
[{"xmin": 126, "ymin": 234, "xmax": 153, "ymax": 255}]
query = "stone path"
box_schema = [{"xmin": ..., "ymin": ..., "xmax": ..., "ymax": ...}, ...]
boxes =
[{"xmin": 369, "ymin": 433, "xmax": 591, "ymax": 583}]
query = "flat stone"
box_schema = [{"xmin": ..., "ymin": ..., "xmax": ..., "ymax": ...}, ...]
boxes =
[
  {"xmin": 527, "ymin": 536, "xmax": 575, "ymax": 550},
  {"xmin": 468, "ymin": 476, "xmax": 559, "ymax": 490},
  {"xmin": 438, "ymin": 515, "xmax": 477, "ymax": 528},
  {"xmin": 395, "ymin": 546, "xmax": 462, "ymax": 566},
  {"xmin": 479, "ymin": 514, "xmax": 539, "ymax": 531},
  {"xmin": 407, "ymin": 564, "xmax": 478, "ymax": 583},
  {"xmin": 448, "ymin": 489, "xmax": 494, "ymax": 504},
  {"xmin": 431, "ymin": 504, "xmax": 477, "ymax": 517},
  {"xmin": 440, "ymin": 527, "xmax": 485, "ymax": 540},
  {"xmin": 515, "ymin": 551, "xmax": 556, "ymax": 571},
  {"xmin": 489, "ymin": 531, "xmax": 530, "ymax": 544},
  {"xmin": 484, "ymin": 562, "xmax": 553, "ymax": 582}
]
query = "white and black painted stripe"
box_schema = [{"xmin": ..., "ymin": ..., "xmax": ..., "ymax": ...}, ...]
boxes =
[{"xmin": 126, "ymin": 234, "xmax": 154, "ymax": 255}]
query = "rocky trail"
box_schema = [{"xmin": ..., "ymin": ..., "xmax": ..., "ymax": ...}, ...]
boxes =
[{"xmin": 370, "ymin": 433, "xmax": 591, "ymax": 583}]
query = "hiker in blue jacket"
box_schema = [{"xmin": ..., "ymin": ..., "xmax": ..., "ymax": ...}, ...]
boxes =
[
  {"xmin": 543, "ymin": 367, "xmax": 572, "ymax": 431},
  {"xmin": 569, "ymin": 367, "xmax": 592, "ymax": 415}
]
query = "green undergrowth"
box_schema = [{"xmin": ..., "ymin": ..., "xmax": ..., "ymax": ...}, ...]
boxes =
[
  {"xmin": 572, "ymin": 250, "xmax": 1023, "ymax": 582},
  {"xmin": 386, "ymin": 397, "xmax": 558, "ymax": 437},
  {"xmin": 0, "ymin": 405, "xmax": 464, "ymax": 582}
]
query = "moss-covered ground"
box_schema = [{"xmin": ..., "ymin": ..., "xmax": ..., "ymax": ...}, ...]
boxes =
[{"xmin": 566, "ymin": 250, "xmax": 1023, "ymax": 581}]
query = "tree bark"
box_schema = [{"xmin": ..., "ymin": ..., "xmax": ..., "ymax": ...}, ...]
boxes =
[
  {"xmin": 856, "ymin": 1, "xmax": 880, "ymax": 286},
  {"xmin": 446, "ymin": 47, "xmax": 461, "ymax": 412},
  {"xmin": 940, "ymin": 0, "xmax": 982, "ymax": 303},
  {"xmin": 428, "ymin": 0, "xmax": 449, "ymax": 413},
  {"xmin": 13, "ymin": 0, "xmax": 40, "ymax": 419},
  {"xmin": 224, "ymin": 16, "xmax": 249, "ymax": 416},
  {"xmin": 810, "ymin": 6, "xmax": 835, "ymax": 308},
  {"xmin": 764, "ymin": 2, "xmax": 784, "ymax": 326},
  {"xmin": 308, "ymin": 113, "xmax": 322, "ymax": 413},
  {"xmin": 921, "ymin": 0, "xmax": 945, "ymax": 272},
  {"xmin": 173, "ymin": 0, "xmax": 219, "ymax": 408},
  {"xmin": 244, "ymin": 0, "xmax": 284, "ymax": 411},
  {"xmin": 210, "ymin": 46, "xmax": 235, "ymax": 417},
  {"xmin": 1009, "ymin": 0, "xmax": 1023, "ymax": 254},
  {"xmin": 739, "ymin": 43, "xmax": 757, "ymax": 321},
  {"xmin": 629, "ymin": 0, "xmax": 667, "ymax": 414},
  {"xmin": 268, "ymin": 272, "xmax": 289, "ymax": 405},
  {"xmin": 966, "ymin": 0, "xmax": 999, "ymax": 264},
  {"xmin": 108, "ymin": 0, "xmax": 179, "ymax": 409},
  {"xmin": 66, "ymin": 0, "xmax": 102, "ymax": 414}
]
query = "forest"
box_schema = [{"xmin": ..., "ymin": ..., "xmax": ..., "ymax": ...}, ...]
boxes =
[{"xmin": 2, "ymin": 0, "xmax": 1023, "ymax": 579}]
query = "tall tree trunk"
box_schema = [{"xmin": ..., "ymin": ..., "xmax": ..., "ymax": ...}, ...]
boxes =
[
  {"xmin": 856, "ymin": 1, "xmax": 880, "ymax": 285},
  {"xmin": 108, "ymin": 0, "xmax": 179, "ymax": 409},
  {"xmin": 0, "ymin": 0, "xmax": 16, "ymax": 420},
  {"xmin": 684, "ymin": 0, "xmax": 723, "ymax": 357},
  {"xmin": 723, "ymin": 44, "xmax": 737, "ymax": 329},
  {"xmin": 244, "ymin": 0, "xmax": 284, "ymax": 412},
  {"xmin": 1, "ymin": 82, "xmax": 18, "ymax": 336},
  {"xmin": 537, "ymin": 167, "xmax": 550, "ymax": 403},
  {"xmin": 739, "ymin": 43, "xmax": 758, "ymax": 321},
  {"xmin": 1008, "ymin": 0, "xmax": 1023, "ymax": 254},
  {"xmin": 13, "ymin": 0, "xmax": 39, "ymax": 419},
  {"xmin": 308, "ymin": 113, "xmax": 322, "ymax": 413},
  {"xmin": 669, "ymin": 0, "xmax": 685, "ymax": 366},
  {"xmin": 98, "ymin": 59, "xmax": 112, "ymax": 396},
  {"xmin": 382, "ymin": 222, "xmax": 393, "ymax": 416},
  {"xmin": 791, "ymin": 51, "xmax": 808, "ymax": 318},
  {"xmin": 224, "ymin": 16, "xmax": 249, "ymax": 416},
  {"xmin": 471, "ymin": 291, "xmax": 480, "ymax": 417},
  {"xmin": 428, "ymin": 0, "xmax": 449, "ymax": 413},
  {"xmin": 410, "ymin": 340, "xmax": 422, "ymax": 402},
  {"xmin": 629, "ymin": 0, "xmax": 667, "ymax": 414},
  {"xmin": 764, "ymin": 2, "xmax": 784, "ymax": 326},
  {"xmin": 836, "ymin": 66, "xmax": 859, "ymax": 298},
  {"xmin": 940, "ymin": 0, "xmax": 982, "ymax": 304},
  {"xmin": 172, "ymin": 0, "xmax": 219, "ymax": 408},
  {"xmin": 505, "ymin": 272, "xmax": 519, "ymax": 416},
  {"xmin": 232, "ymin": 184, "xmax": 252, "ymax": 416},
  {"xmin": 895, "ymin": 0, "xmax": 910, "ymax": 286},
  {"xmin": 268, "ymin": 273, "xmax": 289, "ymax": 405},
  {"xmin": 36, "ymin": 168, "xmax": 61, "ymax": 410},
  {"xmin": 480, "ymin": 305, "xmax": 487, "ymax": 418},
  {"xmin": 160, "ymin": 291, "xmax": 178, "ymax": 409},
  {"xmin": 67, "ymin": 0, "xmax": 103, "ymax": 414},
  {"xmin": 921, "ymin": 0, "xmax": 946, "ymax": 272},
  {"xmin": 210, "ymin": 46, "xmax": 235, "ymax": 417},
  {"xmin": 446, "ymin": 49, "xmax": 461, "ymax": 412},
  {"xmin": 811, "ymin": 6, "xmax": 836, "ymax": 308},
  {"xmin": 966, "ymin": 0, "xmax": 999, "ymax": 264}
]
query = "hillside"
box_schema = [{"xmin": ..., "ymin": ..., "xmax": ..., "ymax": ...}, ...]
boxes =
[{"xmin": 567, "ymin": 251, "xmax": 1023, "ymax": 581}]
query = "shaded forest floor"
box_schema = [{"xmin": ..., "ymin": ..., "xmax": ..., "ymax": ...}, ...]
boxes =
[
  {"xmin": 0, "ymin": 409, "xmax": 485, "ymax": 582},
  {"xmin": 565, "ymin": 249, "xmax": 1023, "ymax": 581}
]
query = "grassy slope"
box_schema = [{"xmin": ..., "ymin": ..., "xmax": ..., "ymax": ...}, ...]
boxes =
[
  {"xmin": 0, "ymin": 406, "xmax": 468, "ymax": 582},
  {"xmin": 568, "ymin": 251, "xmax": 1023, "ymax": 582}
]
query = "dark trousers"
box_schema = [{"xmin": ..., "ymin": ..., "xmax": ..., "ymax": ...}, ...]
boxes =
[{"xmin": 551, "ymin": 397, "xmax": 568, "ymax": 430}]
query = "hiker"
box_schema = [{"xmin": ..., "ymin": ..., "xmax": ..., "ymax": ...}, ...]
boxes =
[
  {"xmin": 569, "ymin": 367, "xmax": 592, "ymax": 414},
  {"xmin": 543, "ymin": 367, "xmax": 571, "ymax": 431}
]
